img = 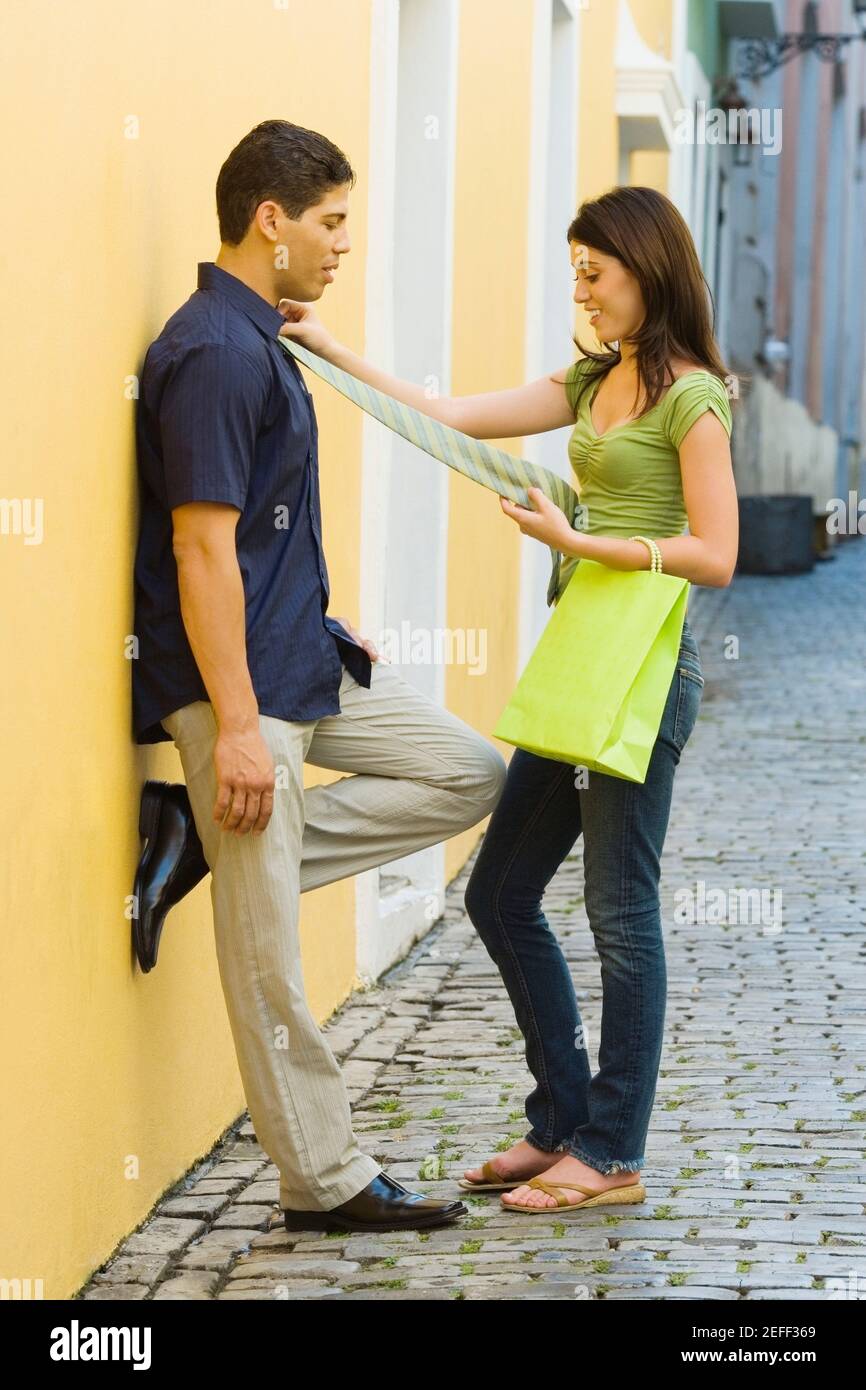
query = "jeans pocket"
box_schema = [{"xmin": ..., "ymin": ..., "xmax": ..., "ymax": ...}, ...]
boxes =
[{"xmin": 672, "ymin": 664, "xmax": 704, "ymax": 752}]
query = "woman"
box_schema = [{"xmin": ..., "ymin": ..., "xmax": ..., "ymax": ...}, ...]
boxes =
[{"xmin": 279, "ymin": 185, "xmax": 739, "ymax": 1214}]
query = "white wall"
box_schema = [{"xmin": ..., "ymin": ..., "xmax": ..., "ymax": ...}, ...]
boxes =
[
  {"xmin": 355, "ymin": 0, "xmax": 460, "ymax": 982},
  {"xmin": 518, "ymin": 0, "xmax": 582, "ymax": 671}
]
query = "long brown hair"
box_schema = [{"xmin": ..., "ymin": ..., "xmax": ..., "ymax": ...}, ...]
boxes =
[{"xmin": 561, "ymin": 185, "xmax": 741, "ymax": 417}]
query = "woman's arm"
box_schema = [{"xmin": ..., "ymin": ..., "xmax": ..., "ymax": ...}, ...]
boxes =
[
  {"xmin": 500, "ymin": 410, "xmax": 739, "ymax": 587},
  {"xmin": 278, "ymin": 300, "xmax": 575, "ymax": 439}
]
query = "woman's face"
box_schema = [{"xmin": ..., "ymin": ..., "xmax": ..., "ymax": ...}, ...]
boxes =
[{"xmin": 570, "ymin": 242, "xmax": 645, "ymax": 346}]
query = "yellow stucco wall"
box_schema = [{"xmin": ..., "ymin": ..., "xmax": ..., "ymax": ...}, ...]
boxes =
[
  {"xmin": 0, "ymin": 0, "xmax": 376, "ymax": 1302},
  {"xmin": 444, "ymin": 0, "xmax": 537, "ymax": 880},
  {"xmin": 637, "ymin": 0, "xmax": 674, "ymax": 60},
  {"xmin": 578, "ymin": 0, "xmax": 672, "ymax": 201}
]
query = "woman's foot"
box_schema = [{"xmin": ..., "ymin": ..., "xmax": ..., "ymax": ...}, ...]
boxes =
[
  {"xmin": 462, "ymin": 1139, "xmax": 563, "ymax": 1187},
  {"xmin": 501, "ymin": 1153, "xmax": 642, "ymax": 1209}
]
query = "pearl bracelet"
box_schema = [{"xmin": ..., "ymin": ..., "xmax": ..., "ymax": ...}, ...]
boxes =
[{"xmin": 629, "ymin": 534, "xmax": 663, "ymax": 573}]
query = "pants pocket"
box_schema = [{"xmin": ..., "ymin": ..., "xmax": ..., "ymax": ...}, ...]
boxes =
[
  {"xmin": 672, "ymin": 666, "xmax": 704, "ymax": 752},
  {"xmin": 160, "ymin": 700, "xmax": 217, "ymax": 749}
]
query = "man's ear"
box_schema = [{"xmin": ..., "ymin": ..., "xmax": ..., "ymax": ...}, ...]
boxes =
[{"xmin": 256, "ymin": 199, "xmax": 284, "ymax": 237}]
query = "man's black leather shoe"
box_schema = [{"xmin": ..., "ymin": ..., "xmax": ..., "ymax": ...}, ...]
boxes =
[
  {"xmin": 282, "ymin": 1171, "xmax": 468, "ymax": 1233},
  {"xmin": 133, "ymin": 780, "xmax": 209, "ymax": 973}
]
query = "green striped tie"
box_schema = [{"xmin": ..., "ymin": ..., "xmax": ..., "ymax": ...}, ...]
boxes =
[{"xmin": 278, "ymin": 336, "xmax": 585, "ymax": 606}]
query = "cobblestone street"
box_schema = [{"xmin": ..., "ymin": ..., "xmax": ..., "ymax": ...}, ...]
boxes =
[{"xmin": 82, "ymin": 541, "xmax": 866, "ymax": 1302}]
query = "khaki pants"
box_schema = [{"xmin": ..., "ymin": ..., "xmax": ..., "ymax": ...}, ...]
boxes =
[{"xmin": 160, "ymin": 660, "xmax": 506, "ymax": 1211}]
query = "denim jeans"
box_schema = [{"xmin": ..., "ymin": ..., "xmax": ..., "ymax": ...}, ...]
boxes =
[{"xmin": 463, "ymin": 618, "xmax": 704, "ymax": 1175}]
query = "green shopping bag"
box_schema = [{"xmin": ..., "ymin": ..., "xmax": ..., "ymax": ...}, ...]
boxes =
[{"xmin": 493, "ymin": 557, "xmax": 689, "ymax": 783}]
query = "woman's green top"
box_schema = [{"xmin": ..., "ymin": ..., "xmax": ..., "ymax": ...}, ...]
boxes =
[{"xmin": 563, "ymin": 359, "xmax": 733, "ymax": 540}]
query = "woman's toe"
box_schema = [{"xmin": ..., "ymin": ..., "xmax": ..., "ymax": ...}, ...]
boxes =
[
  {"xmin": 524, "ymin": 1188, "xmax": 553, "ymax": 1207},
  {"xmin": 502, "ymin": 1184, "xmax": 528, "ymax": 1204}
]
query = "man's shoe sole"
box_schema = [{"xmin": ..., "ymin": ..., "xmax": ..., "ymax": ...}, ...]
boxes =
[
  {"xmin": 133, "ymin": 782, "xmax": 167, "ymax": 973},
  {"xmin": 283, "ymin": 1204, "xmax": 467, "ymax": 1234},
  {"xmin": 133, "ymin": 780, "xmax": 209, "ymax": 972}
]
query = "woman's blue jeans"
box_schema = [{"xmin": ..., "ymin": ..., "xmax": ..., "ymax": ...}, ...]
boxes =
[{"xmin": 463, "ymin": 619, "xmax": 704, "ymax": 1175}]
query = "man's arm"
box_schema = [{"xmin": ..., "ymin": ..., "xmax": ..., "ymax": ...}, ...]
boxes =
[
  {"xmin": 159, "ymin": 343, "xmax": 275, "ymax": 835},
  {"xmin": 171, "ymin": 502, "xmax": 275, "ymax": 836}
]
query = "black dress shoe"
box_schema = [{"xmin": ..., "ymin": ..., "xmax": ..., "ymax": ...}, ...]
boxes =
[
  {"xmin": 133, "ymin": 781, "xmax": 209, "ymax": 973},
  {"xmin": 283, "ymin": 1171, "xmax": 468, "ymax": 1233}
]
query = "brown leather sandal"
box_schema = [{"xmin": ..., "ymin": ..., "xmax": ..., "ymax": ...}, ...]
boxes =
[
  {"xmin": 457, "ymin": 1159, "xmax": 525, "ymax": 1192},
  {"xmin": 502, "ymin": 1176, "xmax": 646, "ymax": 1213}
]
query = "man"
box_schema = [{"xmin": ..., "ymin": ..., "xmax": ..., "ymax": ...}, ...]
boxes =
[{"xmin": 131, "ymin": 119, "xmax": 506, "ymax": 1233}]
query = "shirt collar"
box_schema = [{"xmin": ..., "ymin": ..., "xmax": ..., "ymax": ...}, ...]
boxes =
[{"xmin": 197, "ymin": 262, "xmax": 285, "ymax": 338}]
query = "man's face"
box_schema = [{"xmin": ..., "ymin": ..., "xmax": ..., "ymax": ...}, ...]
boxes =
[{"xmin": 271, "ymin": 183, "xmax": 351, "ymax": 301}]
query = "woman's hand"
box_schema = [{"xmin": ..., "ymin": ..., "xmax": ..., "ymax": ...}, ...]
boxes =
[
  {"xmin": 499, "ymin": 487, "xmax": 577, "ymax": 552},
  {"xmin": 277, "ymin": 299, "xmax": 337, "ymax": 358}
]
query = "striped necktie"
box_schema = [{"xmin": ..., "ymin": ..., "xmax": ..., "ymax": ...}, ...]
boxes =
[{"xmin": 278, "ymin": 336, "xmax": 585, "ymax": 606}]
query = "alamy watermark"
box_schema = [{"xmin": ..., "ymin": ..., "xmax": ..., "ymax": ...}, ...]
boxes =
[
  {"xmin": 376, "ymin": 622, "xmax": 488, "ymax": 675},
  {"xmin": 674, "ymin": 879, "xmax": 782, "ymax": 935},
  {"xmin": 675, "ymin": 101, "xmax": 782, "ymax": 157},
  {"xmin": 0, "ymin": 497, "xmax": 43, "ymax": 545}
]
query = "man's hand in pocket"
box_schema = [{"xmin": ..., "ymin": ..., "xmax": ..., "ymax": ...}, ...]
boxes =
[{"xmin": 330, "ymin": 616, "xmax": 382, "ymax": 663}]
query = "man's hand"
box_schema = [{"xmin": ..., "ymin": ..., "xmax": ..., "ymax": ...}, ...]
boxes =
[
  {"xmin": 330, "ymin": 615, "xmax": 382, "ymax": 663},
  {"xmin": 213, "ymin": 727, "xmax": 276, "ymax": 835}
]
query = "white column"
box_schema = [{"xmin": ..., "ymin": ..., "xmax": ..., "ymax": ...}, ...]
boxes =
[
  {"xmin": 518, "ymin": 0, "xmax": 582, "ymax": 670},
  {"xmin": 355, "ymin": 0, "xmax": 461, "ymax": 983}
]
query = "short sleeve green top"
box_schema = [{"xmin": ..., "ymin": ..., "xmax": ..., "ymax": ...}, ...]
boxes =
[{"xmin": 563, "ymin": 359, "xmax": 733, "ymax": 539}]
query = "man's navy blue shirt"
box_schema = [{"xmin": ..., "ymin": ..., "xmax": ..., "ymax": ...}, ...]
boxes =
[{"xmin": 132, "ymin": 261, "xmax": 371, "ymax": 744}]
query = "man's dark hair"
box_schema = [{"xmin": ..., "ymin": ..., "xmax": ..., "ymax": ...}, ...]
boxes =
[{"xmin": 216, "ymin": 119, "xmax": 356, "ymax": 245}]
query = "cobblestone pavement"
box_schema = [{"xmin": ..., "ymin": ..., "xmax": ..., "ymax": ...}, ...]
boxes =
[{"xmin": 81, "ymin": 541, "xmax": 866, "ymax": 1301}]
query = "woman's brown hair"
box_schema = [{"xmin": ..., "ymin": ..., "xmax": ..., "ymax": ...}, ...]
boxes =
[{"xmin": 560, "ymin": 185, "xmax": 742, "ymax": 418}]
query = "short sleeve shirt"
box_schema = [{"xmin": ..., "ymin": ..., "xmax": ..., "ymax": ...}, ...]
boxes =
[
  {"xmin": 563, "ymin": 360, "xmax": 733, "ymax": 539},
  {"xmin": 131, "ymin": 262, "xmax": 371, "ymax": 744}
]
